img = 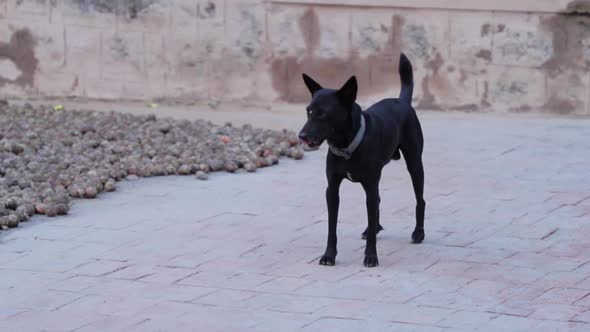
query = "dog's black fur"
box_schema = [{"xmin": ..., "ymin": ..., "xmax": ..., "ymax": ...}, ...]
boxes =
[{"xmin": 298, "ymin": 53, "xmax": 425, "ymax": 267}]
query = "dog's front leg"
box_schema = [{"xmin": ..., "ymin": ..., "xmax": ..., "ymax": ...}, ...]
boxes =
[
  {"xmin": 362, "ymin": 182, "xmax": 380, "ymax": 267},
  {"xmin": 319, "ymin": 176, "xmax": 343, "ymax": 266}
]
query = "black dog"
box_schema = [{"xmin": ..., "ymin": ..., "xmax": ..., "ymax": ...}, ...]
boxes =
[{"xmin": 298, "ymin": 53, "xmax": 425, "ymax": 267}]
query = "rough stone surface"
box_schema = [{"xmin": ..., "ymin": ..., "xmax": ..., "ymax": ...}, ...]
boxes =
[{"xmin": 1, "ymin": 111, "xmax": 589, "ymax": 330}]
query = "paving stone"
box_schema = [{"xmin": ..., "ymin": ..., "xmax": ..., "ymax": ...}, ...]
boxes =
[
  {"xmin": 437, "ymin": 310, "xmax": 498, "ymax": 330},
  {"xmin": 254, "ymin": 276, "xmax": 313, "ymax": 293},
  {"xmin": 6, "ymin": 288, "xmax": 87, "ymax": 311},
  {"xmin": 136, "ymin": 266, "xmax": 201, "ymax": 285},
  {"xmin": 0, "ymin": 309, "xmax": 105, "ymax": 332},
  {"xmin": 67, "ymin": 260, "xmax": 130, "ymax": 277},
  {"xmin": 300, "ymin": 317, "xmax": 391, "ymax": 332},
  {"xmin": 572, "ymin": 309, "xmax": 590, "ymax": 323},
  {"xmin": 533, "ymin": 288, "xmax": 590, "ymax": 306},
  {"xmin": 530, "ymin": 303, "xmax": 587, "ymax": 321},
  {"xmin": 479, "ymin": 314, "xmax": 544, "ymax": 331},
  {"xmin": 1, "ymin": 112, "xmax": 589, "ymax": 330},
  {"xmin": 532, "ymin": 320, "xmax": 590, "ymax": 332},
  {"xmin": 192, "ymin": 289, "xmax": 260, "ymax": 308},
  {"xmin": 353, "ymin": 302, "xmax": 455, "ymax": 325},
  {"xmin": 243, "ymin": 293, "xmax": 337, "ymax": 315}
]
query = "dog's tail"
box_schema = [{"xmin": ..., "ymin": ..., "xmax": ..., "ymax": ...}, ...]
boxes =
[{"xmin": 398, "ymin": 53, "xmax": 413, "ymax": 105}]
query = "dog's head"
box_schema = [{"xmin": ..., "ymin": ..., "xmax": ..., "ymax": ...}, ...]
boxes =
[{"xmin": 298, "ymin": 74, "xmax": 358, "ymax": 148}]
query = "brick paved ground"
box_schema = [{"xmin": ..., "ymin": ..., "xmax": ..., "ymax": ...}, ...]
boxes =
[{"xmin": 1, "ymin": 111, "xmax": 590, "ymax": 331}]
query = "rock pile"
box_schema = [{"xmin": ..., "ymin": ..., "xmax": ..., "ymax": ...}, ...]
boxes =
[{"xmin": 0, "ymin": 102, "xmax": 305, "ymax": 229}]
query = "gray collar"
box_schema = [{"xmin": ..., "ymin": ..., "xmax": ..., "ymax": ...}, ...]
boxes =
[{"xmin": 329, "ymin": 114, "xmax": 365, "ymax": 160}]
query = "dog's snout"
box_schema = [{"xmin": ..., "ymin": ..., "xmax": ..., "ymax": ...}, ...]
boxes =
[{"xmin": 298, "ymin": 131, "xmax": 308, "ymax": 142}]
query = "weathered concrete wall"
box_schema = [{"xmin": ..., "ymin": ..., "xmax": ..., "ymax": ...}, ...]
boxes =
[{"xmin": 1, "ymin": 0, "xmax": 590, "ymax": 114}]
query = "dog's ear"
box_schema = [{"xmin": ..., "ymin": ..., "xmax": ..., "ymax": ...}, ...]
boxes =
[
  {"xmin": 337, "ymin": 76, "xmax": 357, "ymax": 106},
  {"xmin": 302, "ymin": 73, "xmax": 323, "ymax": 95}
]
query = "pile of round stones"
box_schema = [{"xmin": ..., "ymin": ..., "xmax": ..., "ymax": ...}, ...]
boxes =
[{"xmin": 0, "ymin": 102, "xmax": 305, "ymax": 230}]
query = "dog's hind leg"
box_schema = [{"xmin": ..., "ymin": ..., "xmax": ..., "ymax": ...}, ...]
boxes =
[{"xmin": 401, "ymin": 114, "xmax": 426, "ymax": 243}]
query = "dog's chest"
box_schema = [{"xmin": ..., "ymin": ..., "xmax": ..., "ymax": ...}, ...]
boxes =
[
  {"xmin": 338, "ymin": 161, "xmax": 363, "ymax": 183},
  {"xmin": 344, "ymin": 170, "xmax": 360, "ymax": 182},
  {"xmin": 335, "ymin": 158, "xmax": 363, "ymax": 183},
  {"xmin": 346, "ymin": 171, "xmax": 354, "ymax": 181}
]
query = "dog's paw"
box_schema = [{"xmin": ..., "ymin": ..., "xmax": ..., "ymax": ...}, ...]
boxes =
[
  {"xmin": 319, "ymin": 249, "xmax": 336, "ymax": 266},
  {"xmin": 412, "ymin": 228, "xmax": 425, "ymax": 244},
  {"xmin": 363, "ymin": 254, "xmax": 379, "ymax": 267},
  {"xmin": 361, "ymin": 224, "xmax": 384, "ymax": 239},
  {"xmin": 319, "ymin": 254, "xmax": 336, "ymax": 266}
]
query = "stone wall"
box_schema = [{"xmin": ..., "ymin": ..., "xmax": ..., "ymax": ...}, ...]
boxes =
[{"xmin": 1, "ymin": 0, "xmax": 590, "ymax": 114}]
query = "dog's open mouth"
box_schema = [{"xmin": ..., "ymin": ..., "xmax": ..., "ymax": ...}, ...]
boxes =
[
  {"xmin": 306, "ymin": 141, "xmax": 321, "ymax": 149},
  {"xmin": 300, "ymin": 139, "xmax": 322, "ymax": 149}
]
